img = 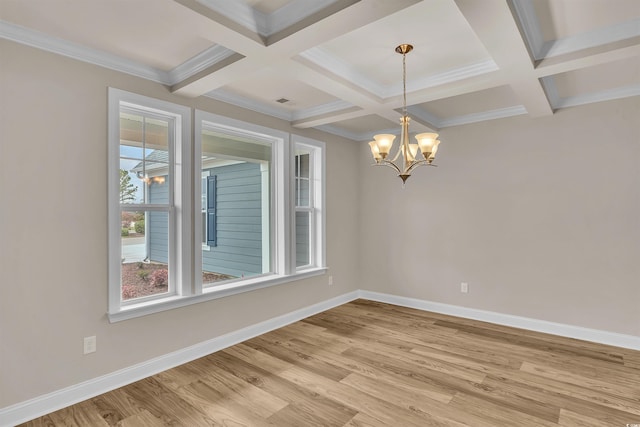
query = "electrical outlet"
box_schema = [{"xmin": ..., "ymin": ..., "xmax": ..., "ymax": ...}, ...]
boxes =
[
  {"xmin": 328, "ymin": 275, "xmax": 334, "ymax": 286},
  {"xmin": 461, "ymin": 282, "xmax": 468, "ymax": 293},
  {"xmin": 83, "ymin": 336, "xmax": 96, "ymax": 354}
]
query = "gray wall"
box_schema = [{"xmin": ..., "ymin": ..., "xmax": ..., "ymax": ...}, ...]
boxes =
[
  {"xmin": 1, "ymin": 36, "xmax": 638, "ymax": 412},
  {"xmin": 0, "ymin": 39, "xmax": 361, "ymax": 409},
  {"xmin": 358, "ymin": 96, "xmax": 640, "ymax": 337}
]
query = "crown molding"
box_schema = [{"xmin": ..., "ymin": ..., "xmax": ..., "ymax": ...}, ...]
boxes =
[
  {"xmin": 268, "ymin": 0, "xmax": 340, "ymax": 36},
  {"xmin": 168, "ymin": 45, "xmax": 235, "ymax": 85},
  {"xmin": 0, "ymin": 20, "xmax": 170, "ymax": 84},
  {"xmin": 204, "ymin": 88, "xmax": 293, "ymax": 121},
  {"xmin": 196, "ymin": 0, "xmax": 268, "ymax": 35},
  {"xmin": 540, "ymin": 76, "xmax": 560, "ymax": 107},
  {"xmin": 542, "ymin": 18, "xmax": 640, "ymax": 59},
  {"xmin": 301, "ymin": 47, "xmax": 499, "ymax": 100},
  {"xmin": 406, "ymin": 107, "xmax": 442, "ymax": 130},
  {"xmin": 314, "ymin": 124, "xmax": 368, "ymax": 142},
  {"xmin": 437, "ymin": 105, "xmax": 527, "ymax": 128},
  {"xmin": 196, "ymin": 0, "xmax": 338, "ymax": 37},
  {"xmin": 292, "ymin": 100, "xmax": 354, "ymax": 121},
  {"xmin": 553, "ymin": 84, "xmax": 640, "ymax": 110},
  {"xmin": 400, "ymin": 60, "xmax": 499, "ymax": 97},
  {"xmin": 1, "ymin": 19, "xmax": 244, "ymax": 89},
  {"xmin": 510, "ymin": 0, "xmax": 545, "ymax": 59},
  {"xmin": 511, "ymin": 0, "xmax": 640, "ymax": 60}
]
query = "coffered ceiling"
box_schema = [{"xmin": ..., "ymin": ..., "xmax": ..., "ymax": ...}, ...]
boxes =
[{"xmin": 1, "ymin": 0, "xmax": 638, "ymax": 141}]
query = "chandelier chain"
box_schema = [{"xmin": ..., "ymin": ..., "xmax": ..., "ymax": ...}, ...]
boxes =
[{"xmin": 402, "ymin": 51, "xmax": 407, "ymax": 116}]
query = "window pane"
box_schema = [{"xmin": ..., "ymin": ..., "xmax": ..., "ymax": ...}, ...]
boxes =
[
  {"xmin": 121, "ymin": 211, "xmax": 169, "ymax": 301},
  {"xmin": 119, "ymin": 111, "xmax": 170, "ymax": 204},
  {"xmin": 296, "ymin": 211, "xmax": 310, "ymax": 267},
  {"xmin": 295, "ymin": 153, "xmax": 310, "ymax": 207},
  {"xmin": 200, "ymin": 128, "xmax": 272, "ymax": 285}
]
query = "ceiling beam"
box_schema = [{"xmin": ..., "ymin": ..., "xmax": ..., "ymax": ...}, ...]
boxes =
[
  {"xmin": 454, "ymin": 0, "xmax": 553, "ymax": 117},
  {"xmin": 170, "ymin": 0, "xmax": 421, "ymax": 98}
]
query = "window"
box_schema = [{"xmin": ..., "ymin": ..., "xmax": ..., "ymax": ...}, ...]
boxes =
[
  {"xmin": 196, "ymin": 111, "xmax": 276, "ymax": 287},
  {"xmin": 294, "ymin": 138, "xmax": 325, "ymax": 269},
  {"xmin": 109, "ymin": 89, "xmax": 189, "ymax": 313},
  {"xmin": 108, "ymin": 89, "xmax": 325, "ymax": 321}
]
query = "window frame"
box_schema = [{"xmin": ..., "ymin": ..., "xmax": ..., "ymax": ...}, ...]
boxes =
[
  {"xmin": 108, "ymin": 90, "xmax": 326, "ymax": 322},
  {"xmin": 292, "ymin": 136, "xmax": 326, "ymax": 271}
]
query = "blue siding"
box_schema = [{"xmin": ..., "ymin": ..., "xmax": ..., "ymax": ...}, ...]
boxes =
[
  {"xmin": 203, "ymin": 162, "xmax": 264, "ymax": 278},
  {"xmin": 147, "ymin": 161, "xmax": 264, "ymax": 279},
  {"xmin": 148, "ymin": 181, "xmax": 169, "ymax": 264}
]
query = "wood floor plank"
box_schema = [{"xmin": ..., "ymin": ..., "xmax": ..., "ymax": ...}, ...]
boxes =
[
  {"xmin": 211, "ymin": 348, "xmax": 359, "ymax": 426},
  {"xmin": 46, "ymin": 399, "xmax": 111, "ymax": 427},
  {"xmin": 19, "ymin": 300, "xmax": 640, "ymax": 427},
  {"xmin": 115, "ymin": 410, "xmax": 165, "ymax": 427},
  {"xmin": 90, "ymin": 387, "xmax": 144, "ymax": 426},
  {"xmin": 282, "ymin": 337, "xmax": 454, "ymax": 403},
  {"xmin": 123, "ymin": 377, "xmax": 216, "ymax": 426}
]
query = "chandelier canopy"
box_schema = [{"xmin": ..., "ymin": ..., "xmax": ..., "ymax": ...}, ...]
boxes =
[{"xmin": 368, "ymin": 44, "xmax": 442, "ymax": 184}]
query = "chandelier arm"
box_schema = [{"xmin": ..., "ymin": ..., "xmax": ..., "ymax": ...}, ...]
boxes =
[
  {"xmin": 375, "ymin": 159, "xmax": 403, "ymax": 175},
  {"xmin": 390, "ymin": 144, "xmax": 402, "ymax": 162},
  {"xmin": 404, "ymin": 159, "xmax": 436, "ymax": 175}
]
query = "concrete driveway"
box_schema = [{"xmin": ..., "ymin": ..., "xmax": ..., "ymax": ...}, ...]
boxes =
[{"xmin": 122, "ymin": 236, "xmax": 146, "ymax": 263}]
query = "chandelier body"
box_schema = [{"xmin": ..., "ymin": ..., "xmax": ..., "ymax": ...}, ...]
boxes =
[{"xmin": 368, "ymin": 44, "xmax": 442, "ymax": 184}]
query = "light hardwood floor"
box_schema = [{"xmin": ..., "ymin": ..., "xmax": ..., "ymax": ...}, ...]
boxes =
[{"xmin": 20, "ymin": 300, "xmax": 640, "ymax": 426}]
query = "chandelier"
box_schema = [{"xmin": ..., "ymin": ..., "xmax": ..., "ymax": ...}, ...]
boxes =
[{"xmin": 368, "ymin": 44, "xmax": 442, "ymax": 184}]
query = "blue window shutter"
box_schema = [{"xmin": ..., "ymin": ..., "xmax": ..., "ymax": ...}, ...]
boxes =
[{"xmin": 206, "ymin": 175, "xmax": 217, "ymax": 247}]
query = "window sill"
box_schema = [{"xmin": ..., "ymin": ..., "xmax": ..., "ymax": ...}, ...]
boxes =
[{"xmin": 108, "ymin": 267, "xmax": 328, "ymax": 323}]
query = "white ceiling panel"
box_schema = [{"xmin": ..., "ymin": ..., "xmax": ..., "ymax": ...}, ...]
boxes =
[
  {"xmin": 0, "ymin": 0, "xmax": 219, "ymax": 71},
  {"xmin": 533, "ymin": 0, "xmax": 640, "ymax": 41},
  {"xmin": 552, "ymin": 55, "xmax": 640, "ymax": 98},
  {"xmin": 1, "ymin": 0, "xmax": 638, "ymax": 140},
  {"xmin": 314, "ymin": 0, "xmax": 491, "ymax": 91},
  {"xmin": 419, "ymin": 85, "xmax": 521, "ymax": 119}
]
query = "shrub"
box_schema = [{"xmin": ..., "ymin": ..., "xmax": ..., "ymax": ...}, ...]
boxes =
[
  {"xmin": 134, "ymin": 220, "xmax": 145, "ymax": 234},
  {"xmin": 150, "ymin": 268, "xmax": 168, "ymax": 287},
  {"xmin": 121, "ymin": 228, "xmax": 129, "ymax": 237},
  {"xmin": 122, "ymin": 284, "xmax": 138, "ymax": 300},
  {"xmin": 137, "ymin": 270, "xmax": 150, "ymax": 281}
]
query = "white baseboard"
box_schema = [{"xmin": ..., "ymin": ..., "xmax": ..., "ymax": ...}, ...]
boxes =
[
  {"xmin": 0, "ymin": 291, "xmax": 360, "ymax": 427},
  {"xmin": 359, "ymin": 290, "xmax": 640, "ymax": 351},
  {"xmin": 3, "ymin": 289, "xmax": 638, "ymax": 426}
]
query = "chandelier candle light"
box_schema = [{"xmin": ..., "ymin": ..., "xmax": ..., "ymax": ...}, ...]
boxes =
[{"xmin": 368, "ymin": 44, "xmax": 442, "ymax": 185}]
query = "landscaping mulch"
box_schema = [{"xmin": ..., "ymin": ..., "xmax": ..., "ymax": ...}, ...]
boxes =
[{"xmin": 121, "ymin": 262, "xmax": 234, "ymax": 300}]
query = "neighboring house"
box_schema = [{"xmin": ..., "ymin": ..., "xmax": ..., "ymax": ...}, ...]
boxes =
[{"xmin": 131, "ymin": 151, "xmax": 310, "ymax": 280}]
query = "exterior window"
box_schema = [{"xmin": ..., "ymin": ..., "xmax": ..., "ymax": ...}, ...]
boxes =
[
  {"xmin": 294, "ymin": 138, "xmax": 325, "ymax": 270},
  {"xmin": 197, "ymin": 115, "xmax": 273, "ymax": 286},
  {"xmin": 109, "ymin": 89, "xmax": 325, "ymax": 321},
  {"xmin": 108, "ymin": 89, "xmax": 189, "ymax": 314}
]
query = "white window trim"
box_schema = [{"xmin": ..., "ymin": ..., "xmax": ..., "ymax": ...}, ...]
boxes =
[
  {"xmin": 293, "ymin": 135, "xmax": 326, "ymax": 271},
  {"xmin": 108, "ymin": 88, "xmax": 192, "ymax": 316},
  {"xmin": 107, "ymin": 91, "xmax": 326, "ymax": 323}
]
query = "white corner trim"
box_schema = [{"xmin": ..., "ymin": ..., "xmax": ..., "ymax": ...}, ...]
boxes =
[
  {"xmin": 0, "ymin": 291, "xmax": 360, "ymax": 427},
  {"xmin": 358, "ymin": 290, "xmax": 640, "ymax": 351}
]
